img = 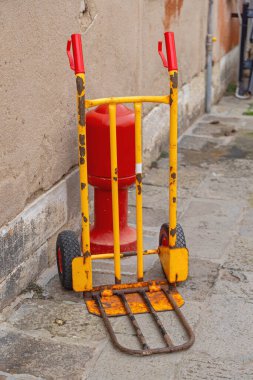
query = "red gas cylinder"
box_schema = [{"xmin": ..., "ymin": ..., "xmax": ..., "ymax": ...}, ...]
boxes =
[{"xmin": 86, "ymin": 104, "xmax": 137, "ymax": 254}]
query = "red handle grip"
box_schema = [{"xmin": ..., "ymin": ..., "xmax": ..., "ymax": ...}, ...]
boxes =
[
  {"xmin": 158, "ymin": 32, "xmax": 178, "ymax": 71},
  {"xmin": 164, "ymin": 32, "xmax": 178, "ymax": 71},
  {"xmin": 66, "ymin": 34, "xmax": 85, "ymax": 74},
  {"xmin": 158, "ymin": 41, "xmax": 168, "ymax": 68}
]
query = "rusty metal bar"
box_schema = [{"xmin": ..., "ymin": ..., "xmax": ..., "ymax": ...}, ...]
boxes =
[
  {"xmin": 119, "ymin": 293, "xmax": 149, "ymax": 350},
  {"xmin": 163, "ymin": 288, "xmax": 195, "ymax": 346},
  {"xmin": 140, "ymin": 290, "xmax": 173, "ymax": 347},
  {"xmin": 93, "ymin": 286, "xmax": 195, "ymax": 356},
  {"xmin": 90, "ymin": 249, "xmax": 158, "ymax": 261}
]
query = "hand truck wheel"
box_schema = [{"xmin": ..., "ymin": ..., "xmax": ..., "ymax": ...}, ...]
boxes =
[
  {"xmin": 159, "ymin": 223, "xmax": 186, "ymax": 248},
  {"xmin": 56, "ymin": 230, "xmax": 81, "ymax": 290}
]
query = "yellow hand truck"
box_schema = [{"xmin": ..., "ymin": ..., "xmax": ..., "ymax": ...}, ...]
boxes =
[{"xmin": 56, "ymin": 32, "xmax": 195, "ymax": 356}]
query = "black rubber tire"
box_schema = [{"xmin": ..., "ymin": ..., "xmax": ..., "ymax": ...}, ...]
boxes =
[
  {"xmin": 159, "ymin": 223, "xmax": 186, "ymax": 248},
  {"xmin": 56, "ymin": 230, "xmax": 81, "ymax": 290}
]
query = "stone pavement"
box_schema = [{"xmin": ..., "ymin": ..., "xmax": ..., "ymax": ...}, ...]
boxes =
[{"xmin": 0, "ymin": 96, "xmax": 253, "ymax": 379}]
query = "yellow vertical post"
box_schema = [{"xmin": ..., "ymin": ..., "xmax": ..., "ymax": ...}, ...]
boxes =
[
  {"xmin": 76, "ymin": 72, "xmax": 92, "ymax": 289},
  {"xmin": 168, "ymin": 69, "xmax": 178, "ymax": 248},
  {"xmin": 134, "ymin": 102, "xmax": 144, "ymax": 282},
  {"xmin": 109, "ymin": 103, "xmax": 121, "ymax": 284}
]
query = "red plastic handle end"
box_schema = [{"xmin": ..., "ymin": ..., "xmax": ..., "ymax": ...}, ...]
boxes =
[
  {"xmin": 71, "ymin": 34, "xmax": 85, "ymax": 74},
  {"xmin": 66, "ymin": 34, "xmax": 85, "ymax": 74},
  {"xmin": 158, "ymin": 41, "xmax": 168, "ymax": 68},
  {"xmin": 66, "ymin": 39, "xmax": 75, "ymax": 71},
  {"xmin": 164, "ymin": 32, "xmax": 178, "ymax": 71}
]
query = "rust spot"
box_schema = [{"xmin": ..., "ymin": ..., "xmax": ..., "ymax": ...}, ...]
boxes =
[
  {"xmin": 171, "ymin": 172, "xmax": 176, "ymax": 180},
  {"xmin": 115, "ymin": 276, "xmax": 121, "ymax": 284},
  {"xmin": 170, "ymin": 227, "xmax": 177, "ymax": 237},
  {"xmin": 136, "ymin": 173, "xmax": 142, "ymax": 184},
  {"xmin": 79, "ymin": 134, "xmax": 85, "ymax": 146},
  {"xmin": 83, "ymin": 215, "xmax": 88, "ymax": 223},
  {"xmin": 78, "ymin": 95, "xmax": 85, "ymax": 126},
  {"xmin": 83, "ymin": 250, "xmax": 91, "ymax": 258},
  {"xmin": 173, "ymin": 197, "xmax": 176, "ymax": 203},
  {"xmin": 169, "ymin": 96, "xmax": 173, "ymax": 106},
  {"xmin": 114, "ymin": 168, "xmax": 118, "ymax": 175},
  {"xmin": 81, "ymin": 183, "xmax": 86, "ymax": 190},
  {"xmin": 76, "ymin": 76, "xmax": 85, "ymax": 95},
  {"xmin": 163, "ymin": 0, "xmax": 184, "ymax": 30},
  {"xmin": 217, "ymin": 0, "xmax": 240, "ymax": 58},
  {"xmin": 80, "ymin": 157, "xmax": 85, "ymax": 165},
  {"xmin": 79, "ymin": 146, "xmax": 86, "ymax": 158},
  {"xmin": 170, "ymin": 166, "xmax": 173, "ymax": 171},
  {"xmin": 85, "ymin": 282, "xmax": 184, "ymax": 316},
  {"xmin": 137, "ymin": 185, "xmax": 142, "ymax": 195},
  {"xmin": 170, "ymin": 72, "xmax": 178, "ymax": 89},
  {"xmin": 113, "ymin": 177, "xmax": 117, "ymax": 182}
]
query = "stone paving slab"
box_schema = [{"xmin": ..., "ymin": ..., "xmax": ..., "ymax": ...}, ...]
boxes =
[
  {"xmin": 222, "ymin": 236, "xmax": 253, "ymax": 273},
  {"xmin": 143, "ymin": 165, "xmax": 207, "ymax": 199},
  {"xmin": 176, "ymin": 353, "xmax": 253, "ymax": 380},
  {"xmin": 128, "ymin": 205, "xmax": 169, "ymax": 229},
  {"xmin": 187, "ymin": 293, "xmax": 253, "ymax": 361},
  {"xmin": 0, "ymin": 371, "xmax": 44, "ymax": 380},
  {"xmin": 214, "ymin": 269, "xmax": 253, "ymax": 300},
  {"xmin": 87, "ymin": 344, "xmax": 177, "ymax": 380},
  {"xmin": 6, "ymin": 299, "xmax": 107, "ymax": 348},
  {"xmin": 181, "ymin": 197, "xmax": 243, "ymax": 260},
  {"xmin": 196, "ymin": 174, "xmax": 252, "ymax": 201},
  {"xmin": 0, "ymin": 325, "xmax": 94, "ymax": 380},
  {"xmin": 209, "ymin": 158, "xmax": 253, "ymax": 178}
]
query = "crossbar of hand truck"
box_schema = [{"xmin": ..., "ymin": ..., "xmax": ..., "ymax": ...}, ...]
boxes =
[
  {"xmin": 85, "ymin": 95, "xmax": 170, "ymax": 108},
  {"xmin": 84, "ymin": 279, "xmax": 169, "ymax": 298},
  {"xmin": 90, "ymin": 249, "xmax": 158, "ymax": 261}
]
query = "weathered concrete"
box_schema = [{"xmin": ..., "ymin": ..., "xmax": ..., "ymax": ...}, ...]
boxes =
[
  {"xmin": 0, "ymin": 244, "xmax": 48, "ymax": 311},
  {"xmin": 0, "ymin": 170, "xmax": 80, "ymax": 310}
]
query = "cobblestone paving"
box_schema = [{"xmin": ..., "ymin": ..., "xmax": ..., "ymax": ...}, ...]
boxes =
[{"xmin": 0, "ymin": 97, "xmax": 253, "ymax": 379}]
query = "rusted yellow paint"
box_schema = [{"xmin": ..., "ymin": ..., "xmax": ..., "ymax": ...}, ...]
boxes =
[
  {"xmin": 86, "ymin": 288, "xmax": 184, "ymax": 316},
  {"xmin": 168, "ymin": 69, "xmax": 178, "ymax": 248},
  {"xmin": 75, "ymin": 72, "xmax": 92, "ymax": 290},
  {"xmin": 109, "ymin": 103, "xmax": 121, "ymax": 284},
  {"xmin": 134, "ymin": 102, "xmax": 144, "ymax": 281},
  {"xmin": 159, "ymin": 246, "xmax": 188, "ymax": 283},
  {"xmin": 72, "ymin": 256, "xmax": 92, "ymax": 291}
]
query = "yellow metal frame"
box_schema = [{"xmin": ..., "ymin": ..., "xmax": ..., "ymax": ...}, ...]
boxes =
[{"xmin": 72, "ymin": 54, "xmax": 188, "ymax": 293}]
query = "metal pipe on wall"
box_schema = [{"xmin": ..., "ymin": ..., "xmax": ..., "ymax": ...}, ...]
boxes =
[{"xmin": 205, "ymin": 0, "xmax": 214, "ymax": 113}]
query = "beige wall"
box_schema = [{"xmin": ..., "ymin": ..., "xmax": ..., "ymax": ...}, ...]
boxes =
[{"xmin": 0, "ymin": 0, "xmax": 240, "ymax": 307}]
